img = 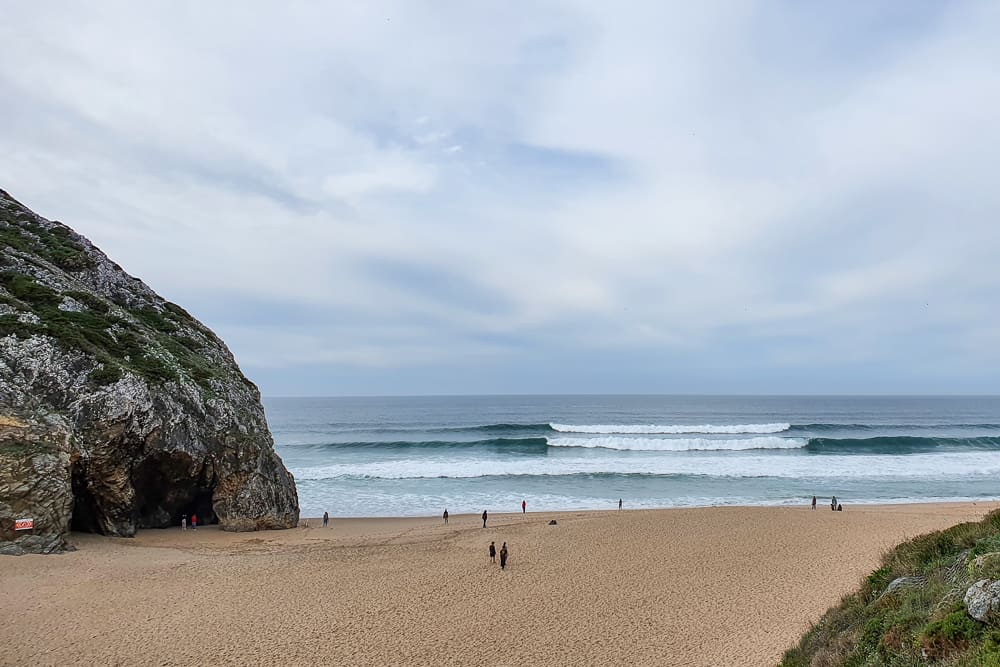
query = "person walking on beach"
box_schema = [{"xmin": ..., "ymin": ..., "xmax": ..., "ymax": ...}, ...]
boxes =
[
  {"xmin": 618, "ymin": 498, "xmax": 623, "ymax": 511},
  {"xmin": 191, "ymin": 513, "xmax": 198, "ymax": 530},
  {"xmin": 499, "ymin": 542, "xmax": 508, "ymax": 570},
  {"xmin": 443, "ymin": 509, "xmax": 449, "ymax": 524},
  {"xmin": 811, "ymin": 496, "xmax": 817, "ymax": 510},
  {"xmin": 522, "ymin": 499, "xmax": 526, "ymax": 514},
  {"xmin": 831, "ymin": 496, "xmax": 838, "ymax": 511},
  {"xmin": 482, "ymin": 510, "xmax": 488, "ymax": 528},
  {"xmin": 322, "ymin": 511, "xmax": 329, "ymax": 527},
  {"xmin": 489, "ymin": 541, "xmax": 496, "ymax": 563},
  {"xmin": 181, "ymin": 514, "xmax": 187, "ymax": 531}
]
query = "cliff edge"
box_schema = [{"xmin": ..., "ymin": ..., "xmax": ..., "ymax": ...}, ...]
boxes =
[{"xmin": 0, "ymin": 189, "xmax": 298, "ymax": 555}]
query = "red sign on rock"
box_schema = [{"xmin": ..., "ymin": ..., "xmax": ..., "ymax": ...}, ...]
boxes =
[{"xmin": 14, "ymin": 518, "xmax": 33, "ymax": 531}]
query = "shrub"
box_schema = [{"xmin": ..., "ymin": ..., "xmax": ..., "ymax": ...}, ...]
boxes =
[
  {"xmin": 132, "ymin": 307, "xmax": 179, "ymax": 333},
  {"xmin": 0, "ymin": 271, "xmax": 60, "ymax": 306},
  {"xmin": 63, "ymin": 290, "xmax": 110, "ymax": 314},
  {"xmin": 87, "ymin": 363, "xmax": 123, "ymax": 385},
  {"xmin": 919, "ymin": 606, "xmax": 982, "ymax": 659}
]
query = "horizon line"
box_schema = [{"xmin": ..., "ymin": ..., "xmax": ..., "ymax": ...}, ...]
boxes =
[{"xmin": 261, "ymin": 392, "xmax": 1000, "ymax": 400}]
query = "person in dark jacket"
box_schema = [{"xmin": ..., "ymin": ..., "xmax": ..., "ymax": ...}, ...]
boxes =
[
  {"xmin": 489, "ymin": 541, "xmax": 496, "ymax": 563},
  {"xmin": 443, "ymin": 509, "xmax": 449, "ymax": 524},
  {"xmin": 482, "ymin": 510, "xmax": 488, "ymax": 528},
  {"xmin": 499, "ymin": 542, "xmax": 508, "ymax": 570}
]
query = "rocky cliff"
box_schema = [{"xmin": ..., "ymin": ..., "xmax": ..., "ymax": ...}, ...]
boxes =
[{"xmin": 0, "ymin": 189, "xmax": 298, "ymax": 555}]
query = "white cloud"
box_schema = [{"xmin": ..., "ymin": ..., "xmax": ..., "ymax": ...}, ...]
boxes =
[
  {"xmin": 1, "ymin": 1, "xmax": 998, "ymax": 393},
  {"xmin": 322, "ymin": 154, "xmax": 437, "ymax": 200}
]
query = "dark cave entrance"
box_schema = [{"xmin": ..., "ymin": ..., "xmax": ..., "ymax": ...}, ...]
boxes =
[
  {"xmin": 68, "ymin": 452, "xmax": 219, "ymax": 533},
  {"xmin": 132, "ymin": 452, "xmax": 218, "ymax": 528},
  {"xmin": 70, "ymin": 460, "xmax": 103, "ymax": 533}
]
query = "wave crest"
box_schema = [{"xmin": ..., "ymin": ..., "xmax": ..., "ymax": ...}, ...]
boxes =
[
  {"xmin": 550, "ymin": 422, "xmax": 790, "ymax": 435},
  {"xmin": 547, "ymin": 435, "xmax": 806, "ymax": 451}
]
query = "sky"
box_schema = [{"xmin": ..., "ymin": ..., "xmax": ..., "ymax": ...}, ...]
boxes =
[{"xmin": 2, "ymin": 2, "xmax": 999, "ymax": 396}]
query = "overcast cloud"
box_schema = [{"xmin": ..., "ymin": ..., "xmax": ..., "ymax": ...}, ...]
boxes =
[{"xmin": 2, "ymin": 1, "xmax": 999, "ymax": 395}]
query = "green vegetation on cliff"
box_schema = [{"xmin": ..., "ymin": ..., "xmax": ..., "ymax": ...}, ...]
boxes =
[
  {"xmin": 0, "ymin": 206, "xmax": 93, "ymax": 272},
  {"xmin": 0, "ymin": 195, "xmax": 223, "ymax": 389},
  {"xmin": 0, "ymin": 271, "xmax": 182, "ymax": 385},
  {"xmin": 782, "ymin": 509, "xmax": 1000, "ymax": 667},
  {"xmin": 0, "ymin": 265, "xmax": 218, "ymax": 390},
  {"xmin": 0, "ymin": 188, "xmax": 299, "ymax": 550}
]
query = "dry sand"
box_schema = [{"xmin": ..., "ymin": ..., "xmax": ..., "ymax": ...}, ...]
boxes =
[{"xmin": 1, "ymin": 502, "xmax": 995, "ymax": 666}]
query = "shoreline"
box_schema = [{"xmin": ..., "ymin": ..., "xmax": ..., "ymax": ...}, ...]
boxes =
[
  {"xmin": 292, "ymin": 496, "xmax": 1000, "ymax": 522},
  {"xmin": 296, "ymin": 497, "xmax": 1000, "ymax": 521},
  {"xmin": 4, "ymin": 501, "xmax": 997, "ymax": 666}
]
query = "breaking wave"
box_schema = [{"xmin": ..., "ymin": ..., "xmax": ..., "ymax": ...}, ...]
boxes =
[
  {"xmin": 550, "ymin": 422, "xmax": 791, "ymax": 434},
  {"xmin": 547, "ymin": 435, "xmax": 805, "ymax": 451}
]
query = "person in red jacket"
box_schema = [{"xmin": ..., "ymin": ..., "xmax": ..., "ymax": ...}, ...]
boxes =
[
  {"xmin": 521, "ymin": 499, "xmax": 526, "ymax": 514},
  {"xmin": 191, "ymin": 513, "xmax": 198, "ymax": 530}
]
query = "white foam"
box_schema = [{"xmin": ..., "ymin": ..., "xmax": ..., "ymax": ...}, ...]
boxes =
[
  {"xmin": 296, "ymin": 491, "xmax": 1000, "ymax": 518},
  {"xmin": 550, "ymin": 422, "xmax": 791, "ymax": 434},
  {"xmin": 291, "ymin": 451, "xmax": 1000, "ymax": 481},
  {"xmin": 547, "ymin": 435, "xmax": 805, "ymax": 451}
]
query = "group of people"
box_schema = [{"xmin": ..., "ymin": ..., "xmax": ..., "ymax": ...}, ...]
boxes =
[
  {"xmin": 488, "ymin": 541, "xmax": 509, "ymax": 570},
  {"xmin": 180, "ymin": 514, "xmax": 198, "ymax": 530},
  {"xmin": 810, "ymin": 496, "xmax": 844, "ymax": 511}
]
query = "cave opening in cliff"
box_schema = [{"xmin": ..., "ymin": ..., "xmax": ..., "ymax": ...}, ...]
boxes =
[
  {"xmin": 70, "ymin": 461, "xmax": 102, "ymax": 533},
  {"xmin": 132, "ymin": 452, "xmax": 217, "ymax": 528}
]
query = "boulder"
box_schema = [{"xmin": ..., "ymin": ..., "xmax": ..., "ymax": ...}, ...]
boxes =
[
  {"xmin": 0, "ymin": 188, "xmax": 299, "ymax": 554},
  {"xmin": 965, "ymin": 579, "xmax": 1000, "ymax": 623}
]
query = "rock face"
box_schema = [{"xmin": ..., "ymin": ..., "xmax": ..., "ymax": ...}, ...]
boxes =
[
  {"xmin": 0, "ymin": 189, "xmax": 298, "ymax": 554},
  {"xmin": 965, "ymin": 579, "xmax": 1000, "ymax": 623}
]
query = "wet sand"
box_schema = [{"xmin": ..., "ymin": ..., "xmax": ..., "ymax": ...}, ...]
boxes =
[{"xmin": 0, "ymin": 502, "xmax": 994, "ymax": 666}]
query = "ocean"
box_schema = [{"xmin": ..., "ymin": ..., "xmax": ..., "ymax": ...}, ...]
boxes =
[{"xmin": 264, "ymin": 395, "xmax": 1000, "ymax": 518}]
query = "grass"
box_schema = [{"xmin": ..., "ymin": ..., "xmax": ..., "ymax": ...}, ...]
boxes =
[
  {"xmin": 781, "ymin": 510, "xmax": 1000, "ymax": 667},
  {"xmin": 0, "ymin": 209, "xmax": 94, "ymax": 272}
]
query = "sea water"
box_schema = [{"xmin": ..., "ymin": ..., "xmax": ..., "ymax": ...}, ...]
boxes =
[{"xmin": 264, "ymin": 395, "xmax": 1000, "ymax": 517}]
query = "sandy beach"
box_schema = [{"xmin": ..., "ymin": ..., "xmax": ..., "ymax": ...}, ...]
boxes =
[{"xmin": 0, "ymin": 502, "xmax": 995, "ymax": 666}]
